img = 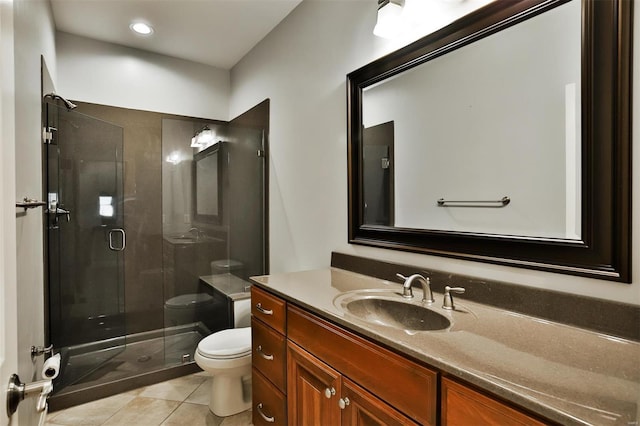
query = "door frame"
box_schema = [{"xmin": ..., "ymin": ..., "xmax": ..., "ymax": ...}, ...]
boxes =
[{"xmin": 1, "ymin": 0, "xmax": 19, "ymax": 421}]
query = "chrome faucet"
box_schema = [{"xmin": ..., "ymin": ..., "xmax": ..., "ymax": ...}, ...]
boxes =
[
  {"xmin": 396, "ymin": 273, "xmax": 435, "ymax": 303},
  {"xmin": 187, "ymin": 227, "xmax": 205, "ymax": 239}
]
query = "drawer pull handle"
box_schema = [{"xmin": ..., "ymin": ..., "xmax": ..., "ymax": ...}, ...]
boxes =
[
  {"xmin": 256, "ymin": 345, "xmax": 274, "ymax": 361},
  {"xmin": 339, "ymin": 397, "xmax": 351, "ymax": 409},
  {"xmin": 324, "ymin": 387, "xmax": 336, "ymax": 398},
  {"xmin": 256, "ymin": 303, "xmax": 273, "ymax": 315},
  {"xmin": 257, "ymin": 403, "xmax": 275, "ymax": 423}
]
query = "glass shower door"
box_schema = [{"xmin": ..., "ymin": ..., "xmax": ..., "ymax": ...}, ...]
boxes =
[{"xmin": 45, "ymin": 103, "xmax": 126, "ymax": 389}]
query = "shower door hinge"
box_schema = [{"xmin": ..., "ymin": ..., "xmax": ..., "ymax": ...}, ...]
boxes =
[
  {"xmin": 43, "ymin": 127, "xmax": 57, "ymax": 144},
  {"xmin": 257, "ymin": 149, "xmax": 265, "ymax": 158}
]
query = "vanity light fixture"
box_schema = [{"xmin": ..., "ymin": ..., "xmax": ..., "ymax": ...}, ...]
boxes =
[
  {"xmin": 373, "ymin": 0, "xmax": 405, "ymax": 39},
  {"xmin": 130, "ymin": 21, "xmax": 154, "ymax": 36},
  {"xmin": 191, "ymin": 126, "xmax": 215, "ymax": 148}
]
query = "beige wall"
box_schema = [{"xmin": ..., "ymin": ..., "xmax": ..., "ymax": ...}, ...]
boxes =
[
  {"xmin": 56, "ymin": 32, "xmax": 230, "ymax": 120},
  {"xmin": 230, "ymin": 0, "xmax": 640, "ymax": 305}
]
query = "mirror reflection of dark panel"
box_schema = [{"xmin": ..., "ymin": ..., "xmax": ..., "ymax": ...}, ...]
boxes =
[{"xmin": 363, "ymin": 121, "xmax": 394, "ymax": 226}]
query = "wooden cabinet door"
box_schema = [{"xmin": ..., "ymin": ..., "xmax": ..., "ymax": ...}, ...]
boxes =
[
  {"xmin": 341, "ymin": 377, "xmax": 419, "ymax": 426},
  {"xmin": 442, "ymin": 378, "xmax": 548, "ymax": 426},
  {"xmin": 288, "ymin": 341, "xmax": 341, "ymax": 426},
  {"xmin": 288, "ymin": 304, "xmax": 437, "ymax": 425},
  {"xmin": 252, "ymin": 368, "xmax": 287, "ymax": 426}
]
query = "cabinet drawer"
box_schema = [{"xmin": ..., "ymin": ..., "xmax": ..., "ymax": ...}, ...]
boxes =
[
  {"xmin": 252, "ymin": 317, "xmax": 286, "ymax": 392},
  {"xmin": 287, "ymin": 305, "xmax": 437, "ymax": 426},
  {"xmin": 251, "ymin": 286, "xmax": 286, "ymax": 334},
  {"xmin": 441, "ymin": 378, "xmax": 548, "ymax": 426},
  {"xmin": 252, "ymin": 368, "xmax": 287, "ymax": 426}
]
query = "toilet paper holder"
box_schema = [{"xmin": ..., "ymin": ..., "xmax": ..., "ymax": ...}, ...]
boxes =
[{"xmin": 30, "ymin": 344, "xmax": 53, "ymax": 361}]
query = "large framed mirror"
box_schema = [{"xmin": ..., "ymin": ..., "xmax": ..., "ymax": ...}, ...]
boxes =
[{"xmin": 347, "ymin": 0, "xmax": 632, "ymax": 282}]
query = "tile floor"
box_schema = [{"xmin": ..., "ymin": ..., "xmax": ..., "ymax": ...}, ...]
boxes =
[{"xmin": 45, "ymin": 372, "xmax": 252, "ymax": 426}]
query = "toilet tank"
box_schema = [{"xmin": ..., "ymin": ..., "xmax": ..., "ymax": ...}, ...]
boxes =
[{"xmin": 233, "ymin": 298, "xmax": 251, "ymax": 328}]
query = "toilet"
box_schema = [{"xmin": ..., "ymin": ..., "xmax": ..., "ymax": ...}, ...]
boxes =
[{"xmin": 194, "ymin": 298, "xmax": 252, "ymax": 417}]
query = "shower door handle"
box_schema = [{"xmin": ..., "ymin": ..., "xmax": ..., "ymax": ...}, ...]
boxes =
[
  {"xmin": 47, "ymin": 206, "xmax": 70, "ymax": 223},
  {"xmin": 108, "ymin": 229, "xmax": 126, "ymax": 251},
  {"xmin": 56, "ymin": 208, "xmax": 71, "ymax": 222}
]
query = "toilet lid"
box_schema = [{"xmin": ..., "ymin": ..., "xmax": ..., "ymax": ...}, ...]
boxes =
[
  {"xmin": 166, "ymin": 293, "xmax": 213, "ymax": 308},
  {"xmin": 197, "ymin": 327, "xmax": 251, "ymax": 359}
]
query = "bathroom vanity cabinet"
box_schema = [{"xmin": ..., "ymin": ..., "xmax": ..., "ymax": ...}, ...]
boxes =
[
  {"xmin": 251, "ymin": 285, "xmax": 550, "ymax": 426},
  {"xmin": 287, "ymin": 303, "xmax": 433, "ymax": 425},
  {"xmin": 251, "ymin": 286, "xmax": 287, "ymax": 425}
]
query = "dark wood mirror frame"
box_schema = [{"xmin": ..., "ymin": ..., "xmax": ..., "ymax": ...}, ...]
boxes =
[{"xmin": 347, "ymin": 0, "xmax": 632, "ymax": 282}]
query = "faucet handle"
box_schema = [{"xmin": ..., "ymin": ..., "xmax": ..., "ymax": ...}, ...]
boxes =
[
  {"xmin": 395, "ymin": 273, "xmax": 408, "ymax": 281},
  {"xmin": 442, "ymin": 286, "xmax": 465, "ymax": 310}
]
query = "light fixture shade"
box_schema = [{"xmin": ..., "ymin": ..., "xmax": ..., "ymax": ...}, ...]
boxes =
[
  {"xmin": 197, "ymin": 127, "xmax": 214, "ymax": 144},
  {"xmin": 373, "ymin": 0, "xmax": 404, "ymax": 39}
]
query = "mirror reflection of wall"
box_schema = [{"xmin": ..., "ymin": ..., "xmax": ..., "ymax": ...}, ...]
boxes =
[{"xmin": 362, "ymin": 0, "xmax": 581, "ymax": 239}]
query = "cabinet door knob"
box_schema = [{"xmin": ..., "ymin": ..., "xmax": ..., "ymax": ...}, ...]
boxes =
[
  {"xmin": 256, "ymin": 303, "xmax": 273, "ymax": 315},
  {"xmin": 256, "ymin": 403, "xmax": 275, "ymax": 423},
  {"xmin": 339, "ymin": 397, "xmax": 351, "ymax": 409},
  {"xmin": 256, "ymin": 345, "xmax": 274, "ymax": 361},
  {"xmin": 324, "ymin": 387, "xmax": 336, "ymax": 398}
]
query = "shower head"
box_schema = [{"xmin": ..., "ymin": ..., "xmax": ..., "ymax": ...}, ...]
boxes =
[{"xmin": 44, "ymin": 92, "xmax": 77, "ymax": 110}]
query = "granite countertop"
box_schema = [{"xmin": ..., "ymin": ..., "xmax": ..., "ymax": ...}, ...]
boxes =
[{"xmin": 250, "ymin": 268, "xmax": 640, "ymax": 426}]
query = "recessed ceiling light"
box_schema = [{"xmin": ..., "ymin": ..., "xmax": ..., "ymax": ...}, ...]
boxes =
[{"xmin": 130, "ymin": 21, "xmax": 154, "ymax": 36}]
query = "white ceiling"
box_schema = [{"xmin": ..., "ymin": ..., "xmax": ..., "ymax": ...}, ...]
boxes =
[{"xmin": 49, "ymin": 0, "xmax": 304, "ymax": 70}]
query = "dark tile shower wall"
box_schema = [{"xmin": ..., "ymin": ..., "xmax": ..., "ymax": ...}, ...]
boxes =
[{"xmin": 72, "ymin": 103, "xmax": 225, "ymax": 334}]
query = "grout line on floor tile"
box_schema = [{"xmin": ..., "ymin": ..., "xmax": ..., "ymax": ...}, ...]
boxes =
[{"xmin": 158, "ymin": 398, "xmax": 182, "ymax": 426}]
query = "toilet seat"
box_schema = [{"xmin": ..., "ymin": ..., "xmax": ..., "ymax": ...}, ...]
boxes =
[{"xmin": 197, "ymin": 327, "xmax": 251, "ymax": 359}]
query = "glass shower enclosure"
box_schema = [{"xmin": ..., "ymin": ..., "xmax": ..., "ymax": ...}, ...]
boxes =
[
  {"xmin": 45, "ymin": 103, "xmax": 127, "ymax": 389},
  {"xmin": 44, "ymin": 100, "xmax": 268, "ymax": 405}
]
